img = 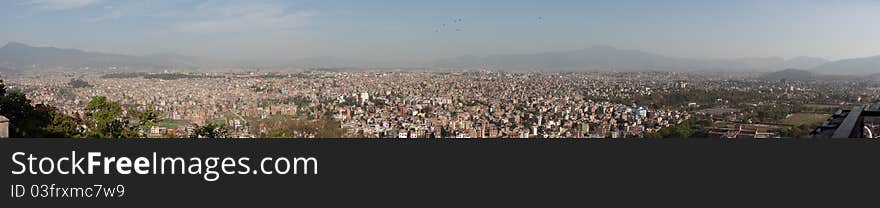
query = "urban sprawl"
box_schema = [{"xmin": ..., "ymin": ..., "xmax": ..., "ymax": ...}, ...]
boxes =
[{"xmin": 6, "ymin": 69, "xmax": 880, "ymax": 138}]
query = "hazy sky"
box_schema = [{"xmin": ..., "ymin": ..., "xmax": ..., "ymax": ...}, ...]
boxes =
[{"xmin": 3, "ymin": 0, "xmax": 880, "ymax": 65}]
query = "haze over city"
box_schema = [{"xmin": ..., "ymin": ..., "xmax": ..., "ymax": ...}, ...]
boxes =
[
  {"xmin": 3, "ymin": 0, "xmax": 880, "ymax": 67},
  {"xmin": 2, "ymin": 4, "xmax": 879, "ymax": 204},
  {"xmin": 0, "ymin": 0, "xmax": 878, "ymax": 139}
]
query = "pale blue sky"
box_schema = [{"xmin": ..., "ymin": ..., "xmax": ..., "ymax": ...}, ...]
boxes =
[{"xmin": 3, "ymin": 0, "xmax": 880, "ymax": 65}]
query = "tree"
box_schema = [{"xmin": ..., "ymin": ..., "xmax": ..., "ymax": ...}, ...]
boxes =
[
  {"xmin": 315, "ymin": 118, "xmax": 346, "ymax": 138},
  {"xmin": 0, "ymin": 92, "xmax": 44, "ymax": 137},
  {"xmin": 646, "ymin": 119, "xmax": 708, "ymax": 138},
  {"xmin": 67, "ymin": 79, "xmax": 93, "ymax": 88},
  {"xmin": 39, "ymin": 104, "xmax": 83, "ymax": 138},
  {"xmin": 0, "ymin": 80, "xmax": 53, "ymax": 137},
  {"xmin": 0, "ymin": 80, "xmax": 85, "ymax": 138},
  {"xmin": 778, "ymin": 124, "xmax": 814, "ymax": 138},
  {"xmin": 267, "ymin": 129, "xmax": 288, "ymax": 138},
  {"xmin": 258, "ymin": 116, "xmax": 348, "ymax": 138},
  {"xmin": 190, "ymin": 123, "xmax": 229, "ymax": 138},
  {"xmin": 83, "ymin": 96, "xmax": 141, "ymax": 138},
  {"xmin": 128, "ymin": 106, "xmax": 161, "ymax": 134}
]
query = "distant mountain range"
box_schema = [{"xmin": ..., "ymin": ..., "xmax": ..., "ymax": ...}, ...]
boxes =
[
  {"xmin": 283, "ymin": 56, "xmax": 388, "ymax": 68},
  {"xmin": 435, "ymin": 46, "xmax": 688, "ymax": 71},
  {"xmin": 0, "ymin": 42, "xmax": 200, "ymax": 72},
  {"xmin": 811, "ymin": 55, "xmax": 880, "ymax": 76},
  {"xmin": 758, "ymin": 68, "xmax": 880, "ymax": 81},
  {"xmin": 435, "ymin": 46, "xmax": 880, "ymax": 75},
  {"xmin": 1, "ymin": 42, "xmax": 878, "ymax": 76},
  {"xmin": 433, "ymin": 46, "xmax": 833, "ymax": 72},
  {"xmin": 759, "ymin": 69, "xmax": 819, "ymax": 81}
]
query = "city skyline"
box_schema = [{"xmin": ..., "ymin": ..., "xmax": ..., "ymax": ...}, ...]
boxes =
[
  {"xmin": 1, "ymin": 1, "xmax": 879, "ymax": 139},
  {"xmin": 3, "ymin": 0, "xmax": 880, "ymax": 65},
  {"xmin": 5, "ymin": 69, "xmax": 878, "ymax": 139}
]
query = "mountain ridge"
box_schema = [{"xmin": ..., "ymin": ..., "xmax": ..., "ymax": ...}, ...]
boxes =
[
  {"xmin": 0, "ymin": 42, "xmax": 200, "ymax": 72},
  {"xmin": 2, "ymin": 42, "xmax": 878, "ymax": 75},
  {"xmin": 810, "ymin": 55, "xmax": 880, "ymax": 75},
  {"xmin": 434, "ymin": 46, "xmax": 833, "ymax": 72},
  {"xmin": 758, "ymin": 68, "xmax": 879, "ymax": 81}
]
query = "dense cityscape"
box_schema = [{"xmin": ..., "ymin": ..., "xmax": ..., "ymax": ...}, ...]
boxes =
[
  {"xmin": 5, "ymin": 2, "xmax": 880, "ymax": 207},
  {"xmin": 4, "ymin": 69, "xmax": 879, "ymax": 138}
]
